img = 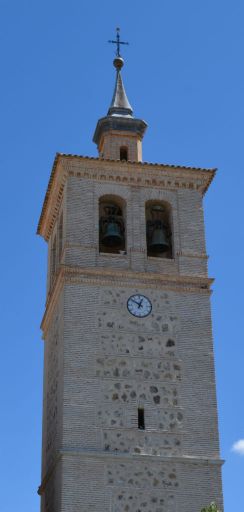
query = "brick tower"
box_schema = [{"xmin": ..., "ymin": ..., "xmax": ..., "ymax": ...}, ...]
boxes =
[{"xmin": 37, "ymin": 38, "xmax": 224, "ymax": 512}]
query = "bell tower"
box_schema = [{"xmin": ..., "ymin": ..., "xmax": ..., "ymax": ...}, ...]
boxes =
[{"xmin": 37, "ymin": 31, "xmax": 224, "ymax": 512}]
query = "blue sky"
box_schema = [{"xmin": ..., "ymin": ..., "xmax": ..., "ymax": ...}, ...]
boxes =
[{"xmin": 0, "ymin": 1, "xmax": 243, "ymax": 510}]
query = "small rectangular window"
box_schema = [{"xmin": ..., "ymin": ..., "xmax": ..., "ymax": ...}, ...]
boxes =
[{"xmin": 138, "ymin": 407, "xmax": 145, "ymax": 430}]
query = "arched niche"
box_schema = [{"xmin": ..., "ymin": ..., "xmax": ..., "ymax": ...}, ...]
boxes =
[
  {"xmin": 99, "ymin": 195, "xmax": 126, "ymax": 254},
  {"xmin": 145, "ymin": 200, "xmax": 173, "ymax": 259}
]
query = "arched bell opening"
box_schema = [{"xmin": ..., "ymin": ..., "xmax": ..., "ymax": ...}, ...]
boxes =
[
  {"xmin": 146, "ymin": 201, "xmax": 173, "ymax": 259},
  {"xmin": 99, "ymin": 196, "xmax": 126, "ymax": 254}
]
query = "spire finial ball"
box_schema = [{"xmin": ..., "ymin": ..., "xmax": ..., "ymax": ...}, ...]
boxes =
[{"xmin": 113, "ymin": 56, "xmax": 124, "ymax": 70}]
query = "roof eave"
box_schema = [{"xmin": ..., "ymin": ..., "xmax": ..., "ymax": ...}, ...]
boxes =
[
  {"xmin": 37, "ymin": 153, "xmax": 61, "ymax": 238},
  {"xmin": 93, "ymin": 116, "xmax": 148, "ymax": 145}
]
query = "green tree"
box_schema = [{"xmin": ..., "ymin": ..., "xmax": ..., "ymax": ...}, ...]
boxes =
[{"xmin": 201, "ymin": 503, "xmax": 221, "ymax": 512}]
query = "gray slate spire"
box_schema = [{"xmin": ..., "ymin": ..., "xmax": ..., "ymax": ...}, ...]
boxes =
[
  {"xmin": 107, "ymin": 57, "xmax": 133, "ymax": 117},
  {"xmin": 93, "ymin": 55, "xmax": 147, "ymax": 147}
]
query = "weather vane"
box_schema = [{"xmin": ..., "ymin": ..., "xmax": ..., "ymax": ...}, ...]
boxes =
[{"xmin": 108, "ymin": 27, "xmax": 129, "ymax": 57}]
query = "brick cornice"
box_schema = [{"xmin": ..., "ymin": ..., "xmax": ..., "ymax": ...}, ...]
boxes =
[
  {"xmin": 37, "ymin": 153, "xmax": 216, "ymax": 241},
  {"xmin": 41, "ymin": 265, "xmax": 214, "ymax": 335}
]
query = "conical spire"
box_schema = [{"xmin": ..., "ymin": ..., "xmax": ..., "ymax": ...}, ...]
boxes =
[
  {"xmin": 93, "ymin": 30, "xmax": 147, "ymax": 161},
  {"xmin": 108, "ymin": 57, "xmax": 133, "ymax": 117}
]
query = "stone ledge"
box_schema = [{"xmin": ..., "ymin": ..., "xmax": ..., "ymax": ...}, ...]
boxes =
[{"xmin": 58, "ymin": 447, "xmax": 224, "ymax": 465}]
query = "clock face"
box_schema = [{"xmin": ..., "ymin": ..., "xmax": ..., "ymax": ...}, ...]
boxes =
[{"xmin": 127, "ymin": 294, "xmax": 152, "ymax": 318}]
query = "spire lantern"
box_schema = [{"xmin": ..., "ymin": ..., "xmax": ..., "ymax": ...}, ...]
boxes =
[{"xmin": 93, "ymin": 29, "xmax": 147, "ymax": 162}]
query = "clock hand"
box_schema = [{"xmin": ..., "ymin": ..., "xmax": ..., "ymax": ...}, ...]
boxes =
[
  {"xmin": 138, "ymin": 298, "xmax": 143, "ymax": 308},
  {"xmin": 131, "ymin": 298, "xmax": 141, "ymax": 306}
]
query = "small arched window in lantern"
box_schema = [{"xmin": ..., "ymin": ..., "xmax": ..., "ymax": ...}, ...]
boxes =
[
  {"xmin": 146, "ymin": 202, "xmax": 172, "ymax": 258},
  {"xmin": 99, "ymin": 199, "xmax": 125, "ymax": 254},
  {"xmin": 120, "ymin": 146, "xmax": 128, "ymax": 161}
]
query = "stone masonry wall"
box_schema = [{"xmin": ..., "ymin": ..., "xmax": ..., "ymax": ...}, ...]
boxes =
[
  {"xmin": 62, "ymin": 282, "xmax": 220, "ymax": 458},
  {"xmin": 59, "ymin": 455, "xmax": 222, "ymax": 512},
  {"xmin": 55, "ymin": 279, "xmax": 223, "ymax": 511}
]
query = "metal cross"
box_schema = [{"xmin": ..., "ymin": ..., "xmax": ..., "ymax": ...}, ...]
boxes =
[{"xmin": 108, "ymin": 27, "xmax": 129, "ymax": 57}]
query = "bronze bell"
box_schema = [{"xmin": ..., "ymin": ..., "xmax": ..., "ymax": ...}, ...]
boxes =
[
  {"xmin": 101, "ymin": 221, "xmax": 124, "ymax": 247},
  {"xmin": 149, "ymin": 224, "xmax": 169, "ymax": 253}
]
